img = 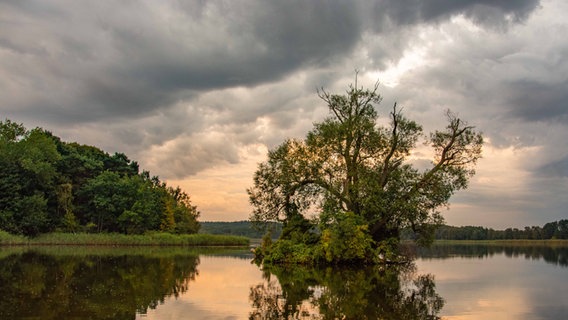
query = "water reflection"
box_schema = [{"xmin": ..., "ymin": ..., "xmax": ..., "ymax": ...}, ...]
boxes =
[
  {"xmin": 0, "ymin": 247, "xmax": 200, "ymax": 320},
  {"xmin": 2, "ymin": 244, "xmax": 565, "ymax": 319},
  {"xmin": 416, "ymin": 244, "xmax": 568, "ymax": 319},
  {"xmin": 250, "ymin": 263, "xmax": 444, "ymax": 319},
  {"xmin": 413, "ymin": 243, "xmax": 568, "ymax": 267}
]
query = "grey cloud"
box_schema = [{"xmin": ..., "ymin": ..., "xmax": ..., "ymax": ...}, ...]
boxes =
[
  {"xmin": 369, "ymin": 0, "xmax": 540, "ymax": 28},
  {"xmin": 115, "ymin": 1, "xmax": 363, "ymax": 92},
  {"xmin": 246, "ymin": 1, "xmax": 361, "ymax": 66},
  {"xmin": 1, "ymin": 0, "xmax": 542, "ymax": 123},
  {"xmin": 538, "ymin": 156, "xmax": 568, "ymax": 178},
  {"xmin": 0, "ymin": 1, "xmax": 365, "ymax": 125},
  {"xmin": 430, "ymin": 0, "xmax": 540, "ymax": 25},
  {"xmin": 358, "ymin": 0, "xmax": 541, "ymax": 70},
  {"xmin": 506, "ymin": 80, "xmax": 568, "ymax": 122},
  {"xmin": 145, "ymin": 132, "xmax": 241, "ymax": 178},
  {"xmin": 0, "ymin": 0, "xmax": 547, "ymax": 175}
]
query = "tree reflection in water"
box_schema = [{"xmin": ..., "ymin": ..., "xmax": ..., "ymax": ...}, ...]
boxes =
[
  {"xmin": 250, "ymin": 263, "xmax": 444, "ymax": 320},
  {"xmin": 414, "ymin": 243, "xmax": 568, "ymax": 267},
  {"xmin": 0, "ymin": 248, "xmax": 200, "ymax": 319}
]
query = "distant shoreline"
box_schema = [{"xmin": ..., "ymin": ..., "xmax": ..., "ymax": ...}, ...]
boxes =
[
  {"xmin": 3, "ymin": 231, "xmax": 567, "ymax": 248},
  {"xmin": 432, "ymin": 239, "xmax": 568, "ymax": 246},
  {"xmin": 0, "ymin": 231, "xmax": 249, "ymax": 247}
]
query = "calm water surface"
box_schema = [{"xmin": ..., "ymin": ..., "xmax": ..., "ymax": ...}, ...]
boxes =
[{"xmin": 0, "ymin": 244, "xmax": 566, "ymax": 319}]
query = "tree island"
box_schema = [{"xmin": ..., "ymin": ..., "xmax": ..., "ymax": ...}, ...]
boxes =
[{"xmin": 249, "ymin": 77, "xmax": 483, "ymax": 265}]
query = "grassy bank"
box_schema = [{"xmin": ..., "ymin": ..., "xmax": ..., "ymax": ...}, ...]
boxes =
[
  {"xmin": 0, "ymin": 231, "xmax": 249, "ymax": 247},
  {"xmin": 0, "ymin": 231, "xmax": 28, "ymax": 245},
  {"xmin": 0, "ymin": 245, "xmax": 252, "ymax": 260}
]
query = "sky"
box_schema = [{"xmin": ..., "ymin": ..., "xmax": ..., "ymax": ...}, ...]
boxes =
[{"xmin": 1, "ymin": 0, "xmax": 567, "ymax": 229}]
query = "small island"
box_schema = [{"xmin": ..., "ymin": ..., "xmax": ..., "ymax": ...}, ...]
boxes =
[{"xmin": 248, "ymin": 77, "xmax": 483, "ymax": 265}]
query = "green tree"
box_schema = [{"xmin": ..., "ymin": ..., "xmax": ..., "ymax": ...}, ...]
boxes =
[
  {"xmin": 116, "ymin": 175, "xmax": 163, "ymax": 234},
  {"xmin": 542, "ymin": 221, "xmax": 557, "ymax": 239},
  {"xmin": 78, "ymin": 172, "xmax": 166, "ymax": 234},
  {"xmin": 160, "ymin": 195, "xmax": 176, "ymax": 233},
  {"xmin": 168, "ymin": 186, "xmax": 200, "ymax": 234},
  {"xmin": 557, "ymin": 219, "xmax": 568, "ymax": 239},
  {"xmin": 57, "ymin": 183, "xmax": 78, "ymax": 232},
  {"xmin": 0, "ymin": 118, "xmax": 201, "ymax": 236},
  {"xmin": 0, "ymin": 119, "xmax": 26, "ymax": 142},
  {"xmin": 78, "ymin": 171, "xmax": 131, "ymax": 233},
  {"xmin": 248, "ymin": 77, "xmax": 483, "ymax": 263},
  {"xmin": 0, "ymin": 120, "xmax": 61, "ymax": 236}
]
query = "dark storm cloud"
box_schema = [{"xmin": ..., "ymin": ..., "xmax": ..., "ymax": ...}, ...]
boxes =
[
  {"xmin": 369, "ymin": 0, "xmax": 540, "ymax": 29},
  {"xmin": 507, "ymin": 80, "xmax": 568, "ymax": 122},
  {"xmin": 0, "ymin": 0, "xmax": 368, "ymax": 124},
  {"xmin": 0, "ymin": 0, "xmax": 547, "ymax": 179},
  {"xmin": 245, "ymin": 2, "xmax": 361, "ymax": 66},
  {"xmin": 0, "ymin": 0, "xmax": 542, "ymax": 123}
]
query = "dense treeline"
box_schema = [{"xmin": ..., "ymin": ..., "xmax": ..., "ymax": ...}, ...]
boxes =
[
  {"xmin": 0, "ymin": 119, "xmax": 199, "ymax": 237},
  {"xmin": 428, "ymin": 220, "xmax": 568, "ymax": 241},
  {"xmin": 199, "ymin": 220, "xmax": 568, "ymax": 242},
  {"xmin": 200, "ymin": 221, "xmax": 282, "ymax": 239}
]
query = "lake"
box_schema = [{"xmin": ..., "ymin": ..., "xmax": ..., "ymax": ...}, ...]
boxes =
[{"xmin": 0, "ymin": 243, "xmax": 566, "ymax": 319}]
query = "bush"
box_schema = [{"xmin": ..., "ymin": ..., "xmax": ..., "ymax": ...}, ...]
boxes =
[
  {"xmin": 259, "ymin": 212, "xmax": 379, "ymax": 265},
  {"xmin": 262, "ymin": 240, "xmax": 320, "ymax": 265},
  {"xmin": 320, "ymin": 212, "xmax": 376, "ymax": 264}
]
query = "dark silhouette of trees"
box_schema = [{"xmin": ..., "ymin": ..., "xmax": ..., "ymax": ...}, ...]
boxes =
[{"xmin": 431, "ymin": 220, "xmax": 568, "ymax": 240}]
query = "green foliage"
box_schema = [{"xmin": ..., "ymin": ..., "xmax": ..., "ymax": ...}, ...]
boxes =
[
  {"xmin": 320, "ymin": 212, "xmax": 375, "ymax": 264},
  {"xmin": 15, "ymin": 194, "xmax": 49, "ymax": 237},
  {"xmin": 0, "ymin": 119, "xmax": 200, "ymax": 237},
  {"xmin": 248, "ymin": 76, "xmax": 483, "ymax": 264},
  {"xmin": 261, "ymin": 239, "xmax": 319, "ymax": 265},
  {"xmin": 169, "ymin": 187, "xmax": 200, "ymax": 234},
  {"xmin": 0, "ymin": 122, "xmax": 61, "ymax": 236},
  {"xmin": 0, "ymin": 119, "xmax": 27, "ymax": 142},
  {"xmin": 160, "ymin": 196, "xmax": 176, "ymax": 232}
]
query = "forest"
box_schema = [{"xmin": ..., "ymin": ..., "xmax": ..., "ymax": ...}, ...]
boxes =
[
  {"xmin": 0, "ymin": 119, "xmax": 199, "ymax": 237},
  {"xmin": 200, "ymin": 221, "xmax": 282, "ymax": 239},
  {"xmin": 200, "ymin": 220, "xmax": 568, "ymax": 241},
  {"xmin": 429, "ymin": 220, "xmax": 568, "ymax": 241}
]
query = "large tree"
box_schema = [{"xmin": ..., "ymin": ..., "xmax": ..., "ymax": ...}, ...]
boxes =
[
  {"xmin": 248, "ymin": 77, "xmax": 483, "ymax": 264},
  {"xmin": 0, "ymin": 120, "xmax": 60, "ymax": 236}
]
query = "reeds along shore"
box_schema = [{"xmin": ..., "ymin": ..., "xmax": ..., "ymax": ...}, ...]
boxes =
[{"xmin": 0, "ymin": 231, "xmax": 249, "ymax": 247}]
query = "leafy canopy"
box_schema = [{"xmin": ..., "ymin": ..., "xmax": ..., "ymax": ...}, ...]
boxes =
[
  {"xmin": 248, "ymin": 76, "xmax": 483, "ymax": 263},
  {"xmin": 0, "ymin": 119, "xmax": 200, "ymax": 237}
]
